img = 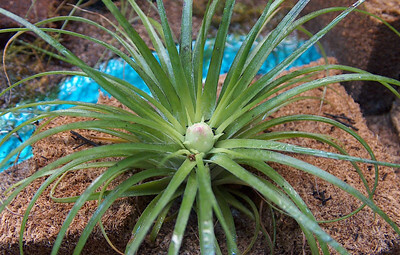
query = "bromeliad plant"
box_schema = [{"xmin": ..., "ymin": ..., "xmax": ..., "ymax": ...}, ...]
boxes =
[{"xmin": 1, "ymin": 0, "xmax": 400, "ymax": 254}]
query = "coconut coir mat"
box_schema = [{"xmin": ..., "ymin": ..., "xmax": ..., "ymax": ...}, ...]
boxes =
[{"xmin": 1, "ymin": 58, "xmax": 400, "ymax": 254}]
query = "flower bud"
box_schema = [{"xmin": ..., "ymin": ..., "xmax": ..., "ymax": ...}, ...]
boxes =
[{"xmin": 184, "ymin": 122, "xmax": 214, "ymax": 153}]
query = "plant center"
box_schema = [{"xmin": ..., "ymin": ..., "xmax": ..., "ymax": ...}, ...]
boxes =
[{"xmin": 184, "ymin": 122, "xmax": 215, "ymax": 153}]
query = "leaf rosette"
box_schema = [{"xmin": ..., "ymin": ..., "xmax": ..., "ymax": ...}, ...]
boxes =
[{"xmin": 1, "ymin": 0, "xmax": 400, "ymax": 254}]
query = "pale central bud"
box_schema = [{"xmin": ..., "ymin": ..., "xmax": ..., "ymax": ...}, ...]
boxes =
[{"xmin": 184, "ymin": 122, "xmax": 214, "ymax": 153}]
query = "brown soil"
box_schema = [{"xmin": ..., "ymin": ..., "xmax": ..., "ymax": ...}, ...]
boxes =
[
  {"xmin": 302, "ymin": 0, "xmax": 400, "ymax": 115},
  {"xmin": 1, "ymin": 58, "xmax": 400, "ymax": 254}
]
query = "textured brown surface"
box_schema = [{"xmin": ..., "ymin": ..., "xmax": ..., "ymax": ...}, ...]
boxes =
[
  {"xmin": 302, "ymin": 0, "xmax": 400, "ymax": 115},
  {"xmin": 1, "ymin": 58, "xmax": 400, "ymax": 254},
  {"xmin": 0, "ymin": 0, "xmax": 58, "ymax": 47}
]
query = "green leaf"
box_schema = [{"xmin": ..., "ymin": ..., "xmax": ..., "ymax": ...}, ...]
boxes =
[
  {"xmin": 214, "ymin": 188, "xmax": 238, "ymax": 251},
  {"xmin": 180, "ymin": 0, "xmax": 194, "ymax": 98},
  {"xmin": 125, "ymin": 159, "xmax": 196, "ymax": 254},
  {"xmin": 156, "ymin": 0, "xmax": 195, "ymax": 121},
  {"xmin": 216, "ymin": 1, "xmax": 370, "ymax": 132},
  {"xmin": 150, "ymin": 201, "xmax": 174, "ymax": 242},
  {"xmin": 220, "ymin": 73, "xmax": 400, "ymax": 137},
  {"xmin": 128, "ymin": 0, "xmax": 174, "ymax": 81},
  {"xmin": 72, "ymin": 168, "xmax": 171, "ymax": 254},
  {"xmin": 215, "ymin": 138, "xmax": 400, "ymax": 168},
  {"xmin": 211, "ymin": 154, "xmax": 349, "ymax": 254},
  {"xmin": 196, "ymin": 162, "xmax": 215, "ymax": 255},
  {"xmin": 241, "ymin": 160, "xmax": 325, "ymax": 254},
  {"xmin": 101, "ymin": 0, "xmax": 183, "ymax": 119},
  {"xmin": 193, "ymin": 0, "xmax": 220, "ymax": 113},
  {"xmin": 168, "ymin": 172, "xmax": 198, "ymax": 255},
  {"xmin": 222, "ymin": 149, "xmax": 400, "ymax": 237},
  {"xmin": 37, "ymin": 154, "xmax": 152, "ymax": 255},
  {"xmin": 198, "ymin": 0, "xmax": 235, "ymax": 120},
  {"xmin": 252, "ymin": 130, "xmax": 374, "ymax": 197},
  {"xmin": 216, "ymin": 0, "xmax": 274, "ymax": 103},
  {"xmin": 212, "ymin": 0, "xmax": 307, "ymax": 126},
  {"xmin": 196, "ymin": 155, "xmax": 239, "ymax": 254}
]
